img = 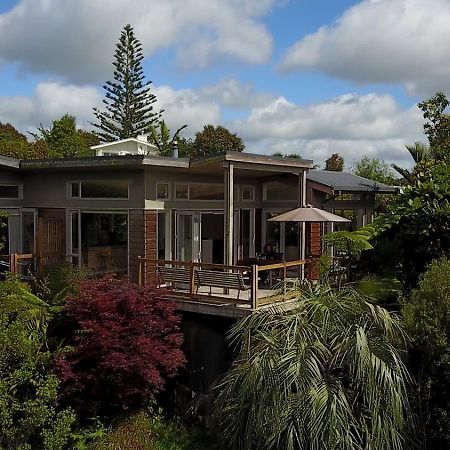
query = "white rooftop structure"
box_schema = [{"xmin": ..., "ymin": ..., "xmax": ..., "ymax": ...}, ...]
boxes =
[{"xmin": 91, "ymin": 134, "xmax": 158, "ymax": 157}]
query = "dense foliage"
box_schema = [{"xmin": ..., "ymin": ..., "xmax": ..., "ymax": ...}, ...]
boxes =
[
  {"xmin": 324, "ymin": 153, "xmax": 344, "ymax": 171},
  {"xmin": 191, "ymin": 125, "xmax": 245, "ymax": 156},
  {"xmin": 92, "ymin": 24, "xmax": 161, "ymax": 142},
  {"xmin": 149, "ymin": 120, "xmax": 187, "ymax": 156},
  {"xmin": 0, "ymin": 121, "xmax": 49, "ymax": 159},
  {"xmin": 352, "ymin": 155, "xmax": 396, "ymax": 185},
  {"xmin": 215, "ymin": 282, "xmax": 413, "ymax": 450},
  {"xmin": 402, "ymin": 258, "xmax": 450, "ymax": 449},
  {"xmin": 55, "ymin": 277, "xmax": 185, "ymax": 417},
  {"xmin": 33, "ymin": 114, "xmax": 98, "ymax": 158},
  {"xmin": 0, "ymin": 277, "xmax": 75, "ymax": 450}
]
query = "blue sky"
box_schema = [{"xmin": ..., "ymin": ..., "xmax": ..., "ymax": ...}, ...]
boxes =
[{"xmin": 0, "ymin": 0, "xmax": 446, "ymax": 166}]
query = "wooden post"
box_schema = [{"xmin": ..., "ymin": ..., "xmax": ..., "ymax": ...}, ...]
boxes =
[
  {"xmin": 138, "ymin": 256, "xmax": 143, "ymax": 286},
  {"xmin": 251, "ymin": 265, "xmax": 258, "ymax": 310},
  {"xmin": 283, "ymin": 261, "xmax": 287, "ymax": 296},
  {"xmin": 9, "ymin": 253, "xmax": 17, "ymax": 275},
  {"xmin": 189, "ymin": 261, "xmax": 195, "ymax": 299}
]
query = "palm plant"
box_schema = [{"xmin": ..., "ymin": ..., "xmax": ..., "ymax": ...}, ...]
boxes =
[
  {"xmin": 215, "ymin": 282, "xmax": 414, "ymax": 450},
  {"xmin": 148, "ymin": 120, "xmax": 187, "ymax": 156},
  {"xmin": 392, "ymin": 142, "xmax": 430, "ymax": 183}
]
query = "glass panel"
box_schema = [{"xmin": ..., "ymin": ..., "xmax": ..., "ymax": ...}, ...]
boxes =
[
  {"xmin": 333, "ymin": 209, "xmax": 356, "ymax": 231},
  {"xmin": 284, "ymin": 222, "xmax": 299, "ymax": 261},
  {"xmin": 8, "ymin": 215, "xmax": 20, "ymax": 253},
  {"xmin": 0, "ymin": 214, "xmax": 9, "ymax": 255},
  {"xmin": 22, "ymin": 212, "xmax": 35, "ymax": 254},
  {"xmin": 264, "ymin": 181, "xmax": 297, "ymax": 201},
  {"xmin": 265, "ymin": 212, "xmax": 282, "ymax": 254},
  {"xmin": 81, "ymin": 213, "xmax": 128, "ymax": 275},
  {"xmin": 0, "ymin": 185, "xmax": 19, "ymax": 199},
  {"xmin": 80, "ymin": 180, "xmax": 128, "ymax": 199},
  {"xmin": 242, "ymin": 186, "xmax": 254, "ymax": 201},
  {"xmin": 190, "ymin": 184, "xmax": 224, "ymax": 201},
  {"xmin": 240, "ymin": 210, "xmax": 251, "ymax": 259},
  {"xmin": 71, "ymin": 211, "xmax": 79, "ymax": 257},
  {"xmin": 71, "ymin": 182, "xmax": 80, "ymax": 198},
  {"xmin": 200, "ymin": 213, "xmax": 224, "ymax": 264},
  {"xmin": 157, "ymin": 213, "xmax": 166, "ymax": 259},
  {"xmin": 178, "ymin": 214, "xmax": 192, "ymax": 261},
  {"xmin": 156, "ymin": 183, "xmax": 169, "ymax": 200},
  {"xmin": 175, "ymin": 184, "xmax": 189, "ymax": 200}
]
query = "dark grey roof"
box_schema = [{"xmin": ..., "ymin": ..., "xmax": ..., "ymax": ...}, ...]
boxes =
[{"xmin": 307, "ymin": 170, "xmax": 399, "ymax": 194}]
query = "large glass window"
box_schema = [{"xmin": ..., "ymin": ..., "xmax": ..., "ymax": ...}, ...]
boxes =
[
  {"xmin": 157, "ymin": 213, "xmax": 166, "ymax": 259},
  {"xmin": 80, "ymin": 212, "xmax": 128, "ymax": 275},
  {"xmin": 156, "ymin": 183, "xmax": 170, "ymax": 200},
  {"xmin": 190, "ymin": 184, "xmax": 224, "ymax": 201},
  {"xmin": 22, "ymin": 211, "xmax": 35, "ymax": 254},
  {"xmin": 70, "ymin": 181, "xmax": 128, "ymax": 199},
  {"xmin": 264, "ymin": 181, "xmax": 297, "ymax": 201}
]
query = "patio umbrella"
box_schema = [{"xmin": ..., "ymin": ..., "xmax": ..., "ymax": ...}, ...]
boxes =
[{"xmin": 267, "ymin": 206, "xmax": 351, "ymax": 223}]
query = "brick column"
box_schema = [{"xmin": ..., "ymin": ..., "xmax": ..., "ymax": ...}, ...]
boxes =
[{"xmin": 306, "ymin": 222, "xmax": 322, "ymax": 281}]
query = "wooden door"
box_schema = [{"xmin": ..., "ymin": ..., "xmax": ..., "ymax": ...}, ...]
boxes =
[{"xmin": 37, "ymin": 216, "xmax": 65, "ymax": 267}]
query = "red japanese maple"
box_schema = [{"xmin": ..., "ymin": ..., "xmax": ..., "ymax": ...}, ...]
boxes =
[{"xmin": 55, "ymin": 277, "xmax": 185, "ymax": 416}]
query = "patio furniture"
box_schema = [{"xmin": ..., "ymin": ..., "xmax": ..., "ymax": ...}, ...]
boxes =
[
  {"xmin": 195, "ymin": 269, "xmax": 251, "ymax": 299},
  {"xmin": 157, "ymin": 265, "xmax": 191, "ymax": 287}
]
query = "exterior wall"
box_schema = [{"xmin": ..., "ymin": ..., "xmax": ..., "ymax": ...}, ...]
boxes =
[
  {"xmin": 21, "ymin": 169, "xmax": 146, "ymax": 210},
  {"xmin": 0, "ymin": 168, "xmax": 24, "ymax": 209}
]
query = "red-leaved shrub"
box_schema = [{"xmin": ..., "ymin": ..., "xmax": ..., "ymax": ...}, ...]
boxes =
[{"xmin": 55, "ymin": 277, "xmax": 185, "ymax": 416}]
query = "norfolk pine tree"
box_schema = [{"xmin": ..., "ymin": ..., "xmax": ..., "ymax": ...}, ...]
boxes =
[{"xmin": 92, "ymin": 24, "xmax": 161, "ymax": 142}]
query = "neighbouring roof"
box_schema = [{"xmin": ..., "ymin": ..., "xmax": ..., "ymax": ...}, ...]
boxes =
[
  {"xmin": 0, "ymin": 155, "xmax": 20, "ymax": 170},
  {"xmin": 307, "ymin": 170, "xmax": 400, "ymax": 194},
  {"xmin": 90, "ymin": 137, "xmax": 158, "ymax": 150}
]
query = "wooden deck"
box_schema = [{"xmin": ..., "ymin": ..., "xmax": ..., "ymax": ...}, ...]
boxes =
[{"xmin": 137, "ymin": 257, "xmax": 308, "ymax": 317}]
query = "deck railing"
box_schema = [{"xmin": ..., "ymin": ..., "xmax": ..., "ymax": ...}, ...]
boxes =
[
  {"xmin": 0, "ymin": 253, "xmax": 37, "ymax": 279},
  {"xmin": 137, "ymin": 257, "xmax": 307, "ymax": 310}
]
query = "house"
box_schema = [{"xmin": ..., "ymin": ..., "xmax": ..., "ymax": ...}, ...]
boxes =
[
  {"xmin": 0, "ymin": 144, "xmax": 399, "ymax": 395},
  {"xmin": 0, "ymin": 145, "xmax": 398, "ymax": 310}
]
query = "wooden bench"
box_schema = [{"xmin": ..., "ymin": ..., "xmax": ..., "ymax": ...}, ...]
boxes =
[
  {"xmin": 194, "ymin": 269, "xmax": 250, "ymax": 299},
  {"xmin": 157, "ymin": 266, "xmax": 191, "ymax": 288}
]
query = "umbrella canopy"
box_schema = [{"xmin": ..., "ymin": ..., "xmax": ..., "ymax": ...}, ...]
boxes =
[{"xmin": 267, "ymin": 207, "xmax": 350, "ymax": 223}]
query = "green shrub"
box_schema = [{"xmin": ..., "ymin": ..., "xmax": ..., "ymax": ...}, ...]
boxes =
[
  {"xmin": 402, "ymin": 257, "xmax": 450, "ymax": 448},
  {"xmin": 0, "ymin": 277, "xmax": 75, "ymax": 449},
  {"xmin": 89, "ymin": 411, "xmax": 219, "ymax": 450}
]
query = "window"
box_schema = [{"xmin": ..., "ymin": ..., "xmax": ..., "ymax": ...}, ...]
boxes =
[
  {"xmin": 174, "ymin": 183, "xmax": 224, "ymax": 201},
  {"xmin": 242, "ymin": 185, "xmax": 255, "ymax": 201},
  {"xmin": 0, "ymin": 184, "xmax": 21, "ymax": 199},
  {"xmin": 69, "ymin": 180, "xmax": 129, "ymax": 199},
  {"xmin": 263, "ymin": 181, "xmax": 297, "ymax": 201},
  {"xmin": 22, "ymin": 211, "xmax": 35, "ymax": 254},
  {"xmin": 175, "ymin": 183, "xmax": 189, "ymax": 200},
  {"xmin": 190, "ymin": 184, "xmax": 224, "ymax": 200},
  {"xmin": 156, "ymin": 183, "xmax": 170, "ymax": 200}
]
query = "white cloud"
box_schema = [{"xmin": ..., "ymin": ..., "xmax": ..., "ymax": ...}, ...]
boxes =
[
  {"xmin": 233, "ymin": 92, "xmax": 425, "ymax": 166},
  {"xmin": 0, "ymin": 79, "xmax": 425, "ymax": 167},
  {"xmin": 280, "ymin": 0, "xmax": 450, "ymax": 95},
  {"xmin": 0, "ymin": 81, "xmax": 101, "ymax": 132},
  {"xmin": 0, "ymin": 0, "xmax": 277, "ymax": 83}
]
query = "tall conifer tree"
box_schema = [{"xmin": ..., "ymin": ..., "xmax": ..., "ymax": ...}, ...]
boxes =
[{"xmin": 92, "ymin": 24, "xmax": 161, "ymax": 142}]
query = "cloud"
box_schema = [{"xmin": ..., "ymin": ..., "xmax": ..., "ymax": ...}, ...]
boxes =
[
  {"xmin": 280, "ymin": 0, "xmax": 450, "ymax": 95},
  {"xmin": 0, "ymin": 79, "xmax": 425, "ymax": 167},
  {"xmin": 232, "ymin": 92, "xmax": 425, "ymax": 166},
  {"xmin": 0, "ymin": 81, "xmax": 101, "ymax": 132},
  {"xmin": 0, "ymin": 0, "xmax": 277, "ymax": 83}
]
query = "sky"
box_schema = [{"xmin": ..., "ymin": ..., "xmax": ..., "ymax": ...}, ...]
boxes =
[{"xmin": 0, "ymin": 0, "xmax": 448, "ymax": 167}]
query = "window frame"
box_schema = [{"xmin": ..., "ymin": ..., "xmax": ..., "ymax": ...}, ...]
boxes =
[
  {"xmin": 156, "ymin": 182, "xmax": 171, "ymax": 200},
  {"xmin": 174, "ymin": 182, "xmax": 225, "ymax": 202},
  {"xmin": 241, "ymin": 185, "xmax": 255, "ymax": 202},
  {"xmin": 0, "ymin": 183, "xmax": 23, "ymax": 200},
  {"xmin": 68, "ymin": 180, "xmax": 130, "ymax": 200}
]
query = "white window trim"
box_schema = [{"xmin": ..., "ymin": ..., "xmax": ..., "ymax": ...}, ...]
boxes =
[
  {"xmin": 0, "ymin": 183, "xmax": 23, "ymax": 200},
  {"xmin": 67, "ymin": 180, "xmax": 130, "ymax": 200},
  {"xmin": 156, "ymin": 182, "xmax": 171, "ymax": 201}
]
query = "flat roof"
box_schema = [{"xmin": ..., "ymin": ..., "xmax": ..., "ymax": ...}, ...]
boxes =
[
  {"xmin": 0, "ymin": 155, "xmax": 20, "ymax": 169},
  {"xmin": 307, "ymin": 170, "xmax": 399, "ymax": 194}
]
